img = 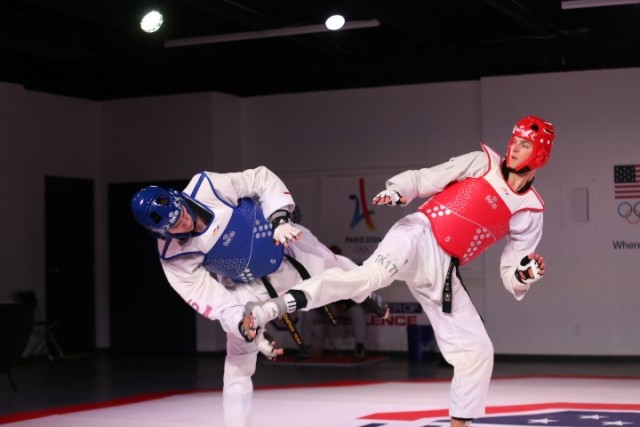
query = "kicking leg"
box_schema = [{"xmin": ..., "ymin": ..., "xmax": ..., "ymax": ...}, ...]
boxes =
[
  {"xmin": 245, "ymin": 253, "xmax": 401, "ymax": 331},
  {"xmin": 243, "ymin": 226, "xmax": 421, "ymax": 330},
  {"xmin": 244, "ymin": 215, "xmax": 423, "ymax": 332}
]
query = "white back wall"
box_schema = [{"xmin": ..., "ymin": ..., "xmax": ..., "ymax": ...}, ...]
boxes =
[
  {"xmin": 100, "ymin": 92, "xmax": 244, "ymax": 351},
  {"xmin": 0, "ymin": 82, "xmax": 100, "ymax": 328},
  {"xmin": 242, "ymin": 82, "xmax": 482, "ymax": 352},
  {"xmin": 243, "ymin": 82, "xmax": 481, "ymax": 173},
  {"xmin": 242, "ymin": 71, "xmax": 640, "ymax": 355},
  {"xmin": 103, "ymin": 93, "xmax": 212, "ymax": 182},
  {"xmin": 3, "ymin": 66, "xmax": 640, "ymax": 355},
  {"xmin": 481, "ymin": 69, "xmax": 640, "ymax": 356}
]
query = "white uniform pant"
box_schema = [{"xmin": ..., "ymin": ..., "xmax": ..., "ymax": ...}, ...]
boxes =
[
  {"xmin": 223, "ymin": 333, "xmax": 258, "ymax": 427},
  {"xmin": 412, "ymin": 278, "xmax": 493, "ymax": 419},
  {"xmin": 288, "ymin": 213, "xmax": 494, "ymax": 419}
]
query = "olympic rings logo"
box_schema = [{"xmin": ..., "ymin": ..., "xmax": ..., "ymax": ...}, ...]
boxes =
[{"xmin": 617, "ymin": 201, "xmax": 640, "ymax": 224}]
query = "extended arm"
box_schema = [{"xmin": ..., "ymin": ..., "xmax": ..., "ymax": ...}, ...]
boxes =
[
  {"xmin": 203, "ymin": 166, "xmax": 295, "ymax": 217},
  {"xmin": 202, "ymin": 166, "xmax": 301, "ymax": 245},
  {"xmin": 374, "ymin": 150, "xmax": 488, "ymax": 206}
]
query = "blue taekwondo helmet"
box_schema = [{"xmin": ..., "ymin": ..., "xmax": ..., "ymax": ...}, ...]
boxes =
[{"xmin": 130, "ymin": 186, "xmax": 194, "ymax": 239}]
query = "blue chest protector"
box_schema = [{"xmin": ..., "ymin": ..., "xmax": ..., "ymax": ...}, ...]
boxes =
[{"xmin": 203, "ymin": 198, "xmax": 283, "ymax": 283}]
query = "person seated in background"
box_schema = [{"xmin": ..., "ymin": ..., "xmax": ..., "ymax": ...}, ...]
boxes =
[{"xmin": 301, "ymin": 298, "xmax": 367, "ymax": 361}]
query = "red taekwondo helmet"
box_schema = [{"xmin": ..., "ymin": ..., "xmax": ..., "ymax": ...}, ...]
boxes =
[{"xmin": 507, "ymin": 115, "xmax": 555, "ymax": 172}]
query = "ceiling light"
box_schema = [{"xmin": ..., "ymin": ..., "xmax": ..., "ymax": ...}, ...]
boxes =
[
  {"xmin": 325, "ymin": 14, "xmax": 346, "ymax": 30},
  {"xmin": 140, "ymin": 10, "xmax": 163, "ymax": 33},
  {"xmin": 561, "ymin": 0, "xmax": 640, "ymax": 9}
]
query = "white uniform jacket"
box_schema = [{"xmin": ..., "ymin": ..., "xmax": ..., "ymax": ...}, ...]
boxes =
[{"xmin": 385, "ymin": 144, "xmax": 544, "ymax": 300}]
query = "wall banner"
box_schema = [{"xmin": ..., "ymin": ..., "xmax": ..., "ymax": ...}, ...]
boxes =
[{"xmin": 324, "ymin": 174, "xmax": 406, "ymax": 264}]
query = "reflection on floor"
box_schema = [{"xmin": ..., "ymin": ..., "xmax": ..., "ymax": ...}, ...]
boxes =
[{"xmin": 1, "ymin": 351, "xmax": 639, "ymax": 426}]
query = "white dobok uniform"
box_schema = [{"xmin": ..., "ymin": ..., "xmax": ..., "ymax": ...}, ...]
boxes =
[
  {"xmin": 280, "ymin": 144, "xmax": 545, "ymax": 419},
  {"xmin": 155, "ymin": 166, "xmax": 359, "ymax": 427}
]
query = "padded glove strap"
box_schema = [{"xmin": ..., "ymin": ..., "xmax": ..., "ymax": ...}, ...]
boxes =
[
  {"xmin": 373, "ymin": 190, "xmax": 404, "ymax": 206},
  {"xmin": 256, "ymin": 328, "xmax": 281, "ymax": 361},
  {"xmin": 269, "ymin": 209, "xmax": 290, "ymax": 229}
]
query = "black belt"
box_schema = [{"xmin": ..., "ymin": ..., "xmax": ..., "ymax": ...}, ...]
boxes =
[
  {"xmin": 261, "ymin": 255, "xmax": 337, "ymax": 349},
  {"xmin": 261, "ymin": 273, "xmax": 305, "ymax": 348},
  {"xmin": 442, "ymin": 257, "xmax": 459, "ymax": 313},
  {"xmin": 442, "ymin": 257, "xmax": 483, "ymax": 322},
  {"xmin": 283, "ymin": 255, "xmax": 337, "ymax": 326}
]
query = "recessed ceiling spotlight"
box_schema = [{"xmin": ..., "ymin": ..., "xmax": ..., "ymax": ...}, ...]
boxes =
[
  {"xmin": 325, "ymin": 14, "xmax": 346, "ymax": 30},
  {"xmin": 140, "ymin": 10, "xmax": 163, "ymax": 33}
]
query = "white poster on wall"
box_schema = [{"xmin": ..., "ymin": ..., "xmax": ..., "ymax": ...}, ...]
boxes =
[
  {"xmin": 323, "ymin": 173, "xmax": 407, "ymax": 264},
  {"xmin": 319, "ymin": 173, "xmax": 430, "ymax": 352}
]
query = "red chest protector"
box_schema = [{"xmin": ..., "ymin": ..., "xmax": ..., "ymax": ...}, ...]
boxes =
[{"xmin": 417, "ymin": 144, "xmax": 544, "ymax": 265}]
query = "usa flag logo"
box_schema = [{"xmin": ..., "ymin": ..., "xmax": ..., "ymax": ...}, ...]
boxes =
[{"xmin": 359, "ymin": 403, "xmax": 640, "ymax": 427}]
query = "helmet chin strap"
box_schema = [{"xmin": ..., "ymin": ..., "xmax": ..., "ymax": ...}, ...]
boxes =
[
  {"xmin": 509, "ymin": 165, "xmax": 532, "ymax": 174},
  {"xmin": 501, "ymin": 161, "xmax": 535, "ymax": 193}
]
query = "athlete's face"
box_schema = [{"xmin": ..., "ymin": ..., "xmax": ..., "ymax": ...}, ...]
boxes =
[
  {"xmin": 169, "ymin": 206, "xmax": 194, "ymax": 234},
  {"xmin": 507, "ymin": 136, "xmax": 533, "ymax": 170}
]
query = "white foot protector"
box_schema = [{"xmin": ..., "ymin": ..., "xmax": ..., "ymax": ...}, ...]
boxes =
[{"xmin": 244, "ymin": 299, "xmax": 285, "ymax": 330}]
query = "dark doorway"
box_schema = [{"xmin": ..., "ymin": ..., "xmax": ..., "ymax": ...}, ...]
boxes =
[
  {"xmin": 45, "ymin": 176, "xmax": 95, "ymax": 354},
  {"xmin": 109, "ymin": 181, "xmax": 196, "ymax": 354}
]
